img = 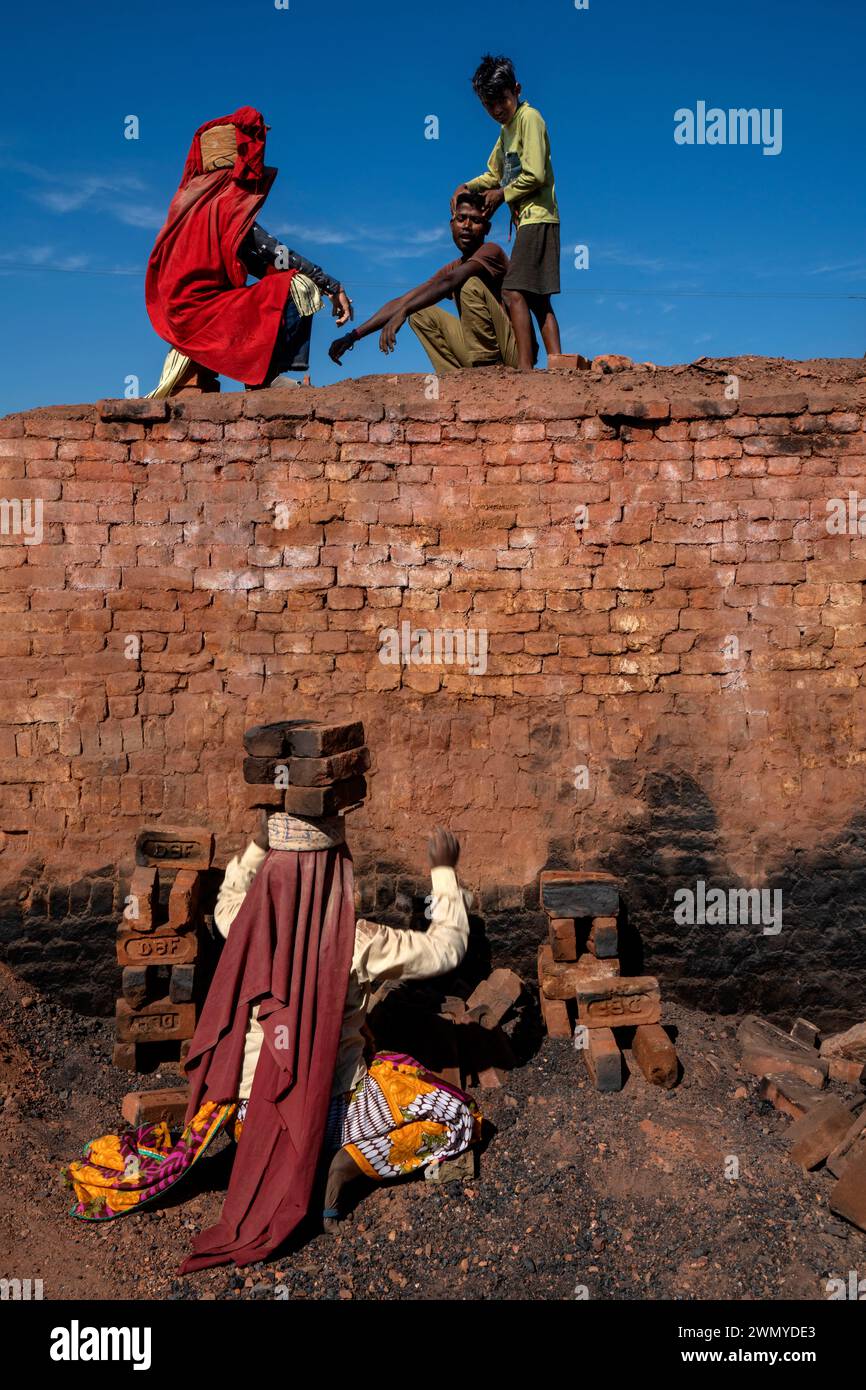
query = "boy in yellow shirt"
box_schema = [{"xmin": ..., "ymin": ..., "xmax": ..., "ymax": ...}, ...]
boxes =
[{"xmin": 454, "ymin": 54, "xmax": 562, "ymax": 371}]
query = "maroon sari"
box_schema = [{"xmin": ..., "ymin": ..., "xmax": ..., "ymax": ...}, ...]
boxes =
[{"xmin": 180, "ymin": 844, "xmax": 356, "ymax": 1272}]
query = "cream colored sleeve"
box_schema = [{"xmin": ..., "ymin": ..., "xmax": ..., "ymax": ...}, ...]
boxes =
[
  {"xmin": 353, "ymin": 866, "xmax": 470, "ymax": 986},
  {"xmin": 214, "ymin": 841, "xmax": 269, "ymax": 939}
]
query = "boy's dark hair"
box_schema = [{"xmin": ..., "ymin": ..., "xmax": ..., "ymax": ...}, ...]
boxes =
[
  {"xmin": 452, "ymin": 189, "xmax": 487, "ymax": 215},
  {"xmin": 472, "ymin": 54, "xmax": 518, "ymax": 102}
]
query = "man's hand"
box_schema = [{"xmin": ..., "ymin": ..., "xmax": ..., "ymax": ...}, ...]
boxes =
[
  {"xmin": 379, "ymin": 311, "xmax": 406, "ymax": 355},
  {"xmin": 329, "ymin": 288, "xmax": 354, "ymax": 326},
  {"xmin": 252, "ymin": 808, "xmax": 270, "ymax": 851},
  {"xmin": 450, "ymin": 183, "xmax": 471, "ymax": 214},
  {"xmin": 329, "ymin": 331, "xmax": 356, "ymax": 365},
  {"xmin": 428, "ymin": 827, "xmax": 460, "ymax": 869},
  {"xmin": 481, "ymin": 187, "xmax": 505, "ymax": 216}
]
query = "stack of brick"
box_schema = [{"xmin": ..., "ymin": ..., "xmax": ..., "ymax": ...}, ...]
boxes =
[
  {"xmin": 369, "ymin": 966, "xmax": 525, "ymax": 1091},
  {"xmin": 447, "ymin": 967, "xmax": 524, "ymax": 1089},
  {"xmin": 745, "ymin": 1014, "xmax": 866, "ymax": 1232},
  {"xmin": 242, "ymin": 718, "xmax": 370, "ymax": 813},
  {"xmin": 537, "ymin": 870, "xmax": 678, "ymax": 1093},
  {"xmin": 114, "ymin": 825, "xmax": 214, "ymax": 1077}
]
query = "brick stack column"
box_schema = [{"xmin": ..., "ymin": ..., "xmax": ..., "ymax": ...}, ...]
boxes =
[
  {"xmin": 538, "ymin": 869, "xmax": 679, "ymax": 1091},
  {"xmin": 113, "ymin": 827, "xmax": 214, "ymax": 1072}
]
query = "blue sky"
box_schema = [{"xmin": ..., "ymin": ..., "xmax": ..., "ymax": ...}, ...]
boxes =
[{"xmin": 1, "ymin": 0, "xmax": 863, "ymax": 414}]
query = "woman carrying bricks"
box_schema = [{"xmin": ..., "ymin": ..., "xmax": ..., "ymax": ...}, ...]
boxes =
[
  {"xmin": 63, "ymin": 815, "xmax": 480, "ymax": 1271},
  {"xmin": 145, "ymin": 106, "xmax": 353, "ymax": 395}
]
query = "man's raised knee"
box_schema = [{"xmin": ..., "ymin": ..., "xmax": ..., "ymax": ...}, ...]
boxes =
[{"xmin": 460, "ymin": 275, "xmax": 487, "ymax": 304}]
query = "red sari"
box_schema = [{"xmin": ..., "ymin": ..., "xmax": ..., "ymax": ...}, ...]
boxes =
[{"xmin": 145, "ymin": 106, "xmax": 296, "ymax": 386}]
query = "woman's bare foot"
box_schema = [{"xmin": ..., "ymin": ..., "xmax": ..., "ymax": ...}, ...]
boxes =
[{"xmin": 323, "ymin": 1148, "xmax": 363, "ymax": 1233}]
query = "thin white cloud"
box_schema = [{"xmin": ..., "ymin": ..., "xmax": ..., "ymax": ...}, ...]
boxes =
[
  {"xmin": 2, "ymin": 160, "xmax": 165, "ymax": 230},
  {"xmin": 0, "ymin": 244, "xmax": 91, "ymax": 272},
  {"xmin": 270, "ymin": 217, "xmax": 449, "ymax": 264},
  {"xmin": 806, "ymin": 260, "xmax": 866, "ymax": 280},
  {"xmin": 274, "ymin": 222, "xmax": 354, "ymax": 246}
]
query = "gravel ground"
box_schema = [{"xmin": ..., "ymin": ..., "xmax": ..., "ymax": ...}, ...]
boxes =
[{"xmin": 1, "ymin": 960, "xmax": 863, "ymax": 1303}]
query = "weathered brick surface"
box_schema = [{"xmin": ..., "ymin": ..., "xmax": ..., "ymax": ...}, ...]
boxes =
[{"xmin": 2, "ymin": 362, "xmax": 866, "ymax": 1024}]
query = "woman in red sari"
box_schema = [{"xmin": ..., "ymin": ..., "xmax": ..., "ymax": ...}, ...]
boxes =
[{"xmin": 145, "ymin": 106, "xmax": 353, "ymax": 391}]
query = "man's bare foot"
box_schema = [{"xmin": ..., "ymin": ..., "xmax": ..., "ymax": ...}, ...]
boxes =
[{"xmin": 329, "ymin": 332, "xmax": 356, "ymax": 366}]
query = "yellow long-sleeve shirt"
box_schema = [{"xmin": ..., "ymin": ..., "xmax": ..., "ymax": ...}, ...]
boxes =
[
  {"xmin": 467, "ymin": 101, "xmax": 559, "ymax": 227},
  {"xmin": 214, "ymin": 842, "xmax": 471, "ymax": 1100}
]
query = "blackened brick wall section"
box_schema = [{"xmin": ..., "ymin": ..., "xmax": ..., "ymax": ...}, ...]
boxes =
[{"xmin": 1, "ymin": 361, "xmax": 865, "ymax": 1023}]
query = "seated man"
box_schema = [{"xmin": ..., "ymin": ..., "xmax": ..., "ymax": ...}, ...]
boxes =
[{"xmin": 329, "ymin": 190, "xmax": 519, "ymax": 373}]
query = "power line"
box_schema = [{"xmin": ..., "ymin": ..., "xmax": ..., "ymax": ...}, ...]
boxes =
[{"xmin": 2, "ymin": 265, "xmax": 864, "ymax": 301}]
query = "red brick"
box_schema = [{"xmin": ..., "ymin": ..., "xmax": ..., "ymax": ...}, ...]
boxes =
[
  {"xmin": 122, "ymin": 866, "xmax": 159, "ymax": 929},
  {"xmin": 758, "ymin": 1073, "xmax": 825, "ymax": 1122},
  {"xmin": 788, "ymin": 1097, "xmax": 858, "ymax": 1169},
  {"xmin": 575, "ymin": 976, "xmax": 661, "ymax": 1028},
  {"xmin": 121, "ymin": 1087, "xmax": 188, "ymax": 1126},
  {"xmin": 631, "ymin": 1024, "xmax": 678, "ymax": 1088},
  {"xmin": 99, "ymin": 399, "xmax": 169, "ymax": 423},
  {"xmin": 830, "ymin": 1149, "xmax": 866, "ymax": 1230},
  {"xmin": 115, "ymin": 997, "xmax": 196, "ymax": 1042},
  {"xmin": 579, "ymin": 1026, "xmax": 624, "ymax": 1091}
]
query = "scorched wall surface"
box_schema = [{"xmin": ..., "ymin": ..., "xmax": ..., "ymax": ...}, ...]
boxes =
[{"xmin": 1, "ymin": 359, "xmax": 864, "ymax": 1022}]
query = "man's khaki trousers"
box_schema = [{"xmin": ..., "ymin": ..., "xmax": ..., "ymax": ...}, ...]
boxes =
[{"xmin": 409, "ymin": 276, "xmax": 518, "ymax": 373}]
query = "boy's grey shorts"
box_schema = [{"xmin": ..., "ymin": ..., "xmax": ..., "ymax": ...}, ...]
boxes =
[{"xmin": 502, "ymin": 221, "xmax": 561, "ymax": 296}]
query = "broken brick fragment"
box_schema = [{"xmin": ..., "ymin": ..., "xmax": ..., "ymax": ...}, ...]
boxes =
[
  {"xmin": 738, "ymin": 1015, "xmax": 827, "ymax": 1089},
  {"xmin": 830, "ymin": 1149, "xmax": 866, "ymax": 1231},
  {"xmin": 788, "ymin": 1097, "xmax": 856, "ymax": 1169},
  {"xmin": 465, "ymin": 968, "xmax": 522, "ymax": 1027},
  {"xmin": 827, "ymin": 1108, "xmax": 866, "ymax": 1179},
  {"xmin": 820, "ymin": 1022, "xmax": 866, "ymax": 1063},
  {"xmin": 828, "ymin": 1057, "xmax": 866, "ymax": 1085},
  {"xmin": 759, "ymin": 1072, "xmax": 825, "ymax": 1121},
  {"xmin": 790, "ymin": 1017, "xmax": 820, "ymax": 1049}
]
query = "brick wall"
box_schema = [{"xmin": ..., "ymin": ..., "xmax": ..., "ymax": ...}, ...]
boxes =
[{"xmin": 1, "ymin": 360, "xmax": 865, "ymax": 1022}]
